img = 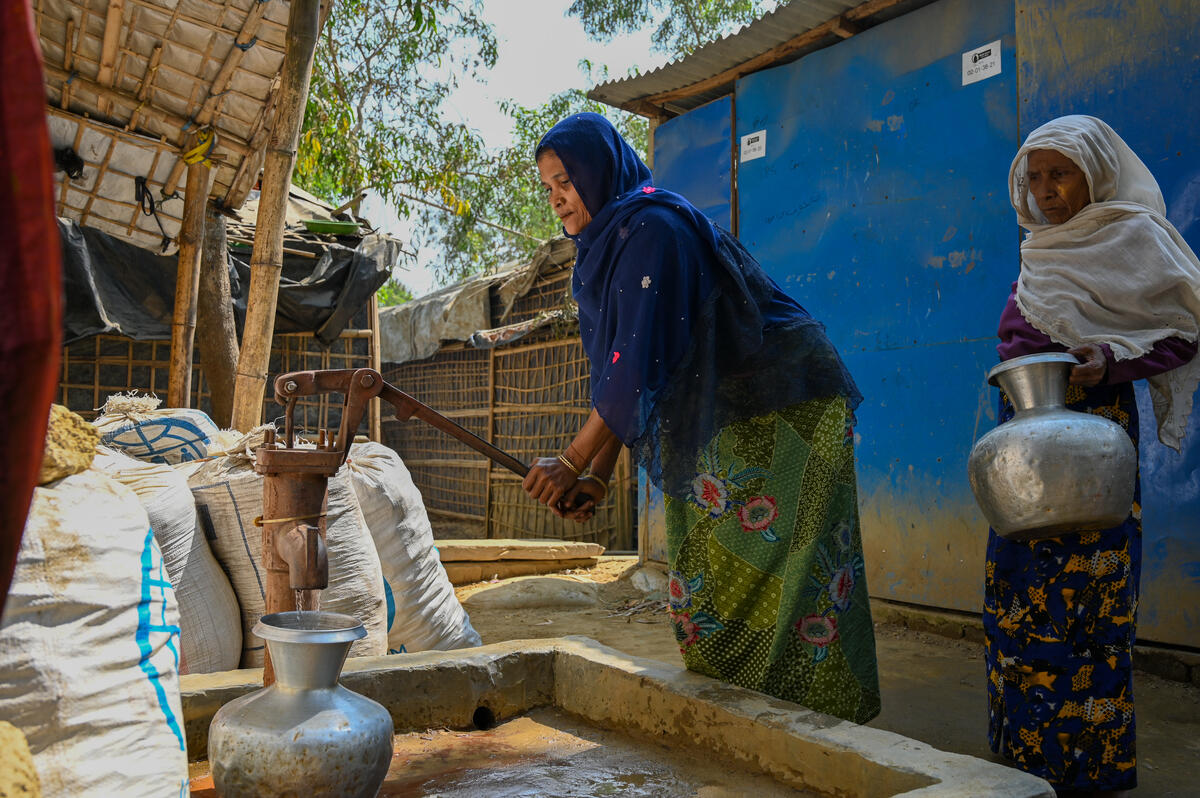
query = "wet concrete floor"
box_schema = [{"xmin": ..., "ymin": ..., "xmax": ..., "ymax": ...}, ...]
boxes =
[
  {"xmin": 189, "ymin": 707, "xmax": 816, "ymax": 797},
  {"xmin": 378, "ymin": 707, "xmax": 816, "ymax": 797}
]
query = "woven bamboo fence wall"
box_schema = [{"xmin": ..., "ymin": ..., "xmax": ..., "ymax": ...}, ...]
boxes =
[
  {"xmin": 382, "ymin": 267, "xmax": 636, "ymax": 551},
  {"xmin": 59, "ymin": 299, "xmax": 381, "ymax": 439}
]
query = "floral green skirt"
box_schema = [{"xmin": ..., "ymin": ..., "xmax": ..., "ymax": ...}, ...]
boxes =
[{"xmin": 664, "ymin": 396, "xmax": 880, "ymax": 723}]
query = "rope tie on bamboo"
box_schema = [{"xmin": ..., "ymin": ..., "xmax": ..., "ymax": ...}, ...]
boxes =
[
  {"xmin": 557, "ymin": 452, "xmax": 581, "ymax": 476},
  {"xmin": 235, "ymin": 36, "xmax": 258, "ymax": 50},
  {"xmin": 253, "ymin": 512, "xmax": 328, "ymax": 527},
  {"xmin": 135, "ymin": 176, "xmax": 172, "ymax": 253},
  {"xmin": 183, "ymin": 130, "xmax": 217, "ymax": 167}
]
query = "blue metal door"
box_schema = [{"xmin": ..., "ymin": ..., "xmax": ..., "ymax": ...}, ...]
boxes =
[{"xmin": 735, "ymin": 0, "xmax": 1019, "ymax": 613}]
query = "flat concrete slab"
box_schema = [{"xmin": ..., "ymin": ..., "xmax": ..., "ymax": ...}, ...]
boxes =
[{"xmin": 181, "ymin": 637, "xmax": 1053, "ymax": 797}]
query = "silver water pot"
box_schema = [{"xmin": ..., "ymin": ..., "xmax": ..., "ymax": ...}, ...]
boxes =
[
  {"xmin": 967, "ymin": 352, "xmax": 1137, "ymax": 540},
  {"xmin": 207, "ymin": 612, "xmax": 393, "ymax": 797}
]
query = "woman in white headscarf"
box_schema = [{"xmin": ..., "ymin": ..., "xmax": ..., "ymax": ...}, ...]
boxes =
[{"xmin": 985, "ymin": 115, "xmax": 1200, "ymax": 797}]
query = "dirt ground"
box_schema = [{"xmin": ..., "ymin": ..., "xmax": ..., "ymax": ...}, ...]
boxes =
[{"xmin": 456, "ymin": 557, "xmax": 1200, "ymax": 797}]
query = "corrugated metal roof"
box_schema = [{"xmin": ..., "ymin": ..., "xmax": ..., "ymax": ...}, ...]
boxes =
[{"xmin": 588, "ymin": 0, "xmax": 932, "ymax": 116}]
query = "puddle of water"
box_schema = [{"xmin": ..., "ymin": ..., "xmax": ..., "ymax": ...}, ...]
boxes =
[
  {"xmin": 189, "ymin": 707, "xmax": 816, "ymax": 797},
  {"xmin": 378, "ymin": 707, "xmax": 816, "ymax": 797}
]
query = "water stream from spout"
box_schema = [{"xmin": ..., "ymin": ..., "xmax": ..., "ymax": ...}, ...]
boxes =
[{"xmin": 295, "ymin": 589, "xmax": 323, "ymax": 629}]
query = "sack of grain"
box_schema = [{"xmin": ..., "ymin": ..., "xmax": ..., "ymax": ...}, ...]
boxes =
[
  {"xmin": 188, "ymin": 432, "xmax": 387, "ymax": 667},
  {"xmin": 346, "ymin": 442, "xmax": 481, "ymax": 653},
  {"xmin": 93, "ymin": 393, "xmax": 218, "ymax": 464},
  {"xmin": 0, "ymin": 470, "xmax": 189, "ymax": 797},
  {"xmin": 94, "ymin": 447, "xmax": 242, "ymax": 674}
]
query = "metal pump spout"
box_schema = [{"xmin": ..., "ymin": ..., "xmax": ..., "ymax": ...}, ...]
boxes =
[{"xmin": 275, "ymin": 523, "xmax": 328, "ymax": 591}]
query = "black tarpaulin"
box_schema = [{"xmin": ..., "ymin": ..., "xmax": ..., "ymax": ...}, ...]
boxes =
[{"xmin": 59, "ymin": 218, "xmax": 396, "ymax": 346}]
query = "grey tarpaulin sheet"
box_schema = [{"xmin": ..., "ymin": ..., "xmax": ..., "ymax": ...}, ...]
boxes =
[
  {"xmin": 59, "ymin": 218, "xmax": 396, "ymax": 346},
  {"xmin": 378, "ymin": 237, "xmax": 576, "ymax": 365}
]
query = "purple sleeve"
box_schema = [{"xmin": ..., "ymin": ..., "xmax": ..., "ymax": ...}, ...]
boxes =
[
  {"xmin": 997, "ymin": 281, "xmax": 1197, "ymax": 381},
  {"xmin": 996, "ymin": 282, "xmax": 1067, "ymax": 360},
  {"xmin": 1103, "ymin": 338, "xmax": 1198, "ymax": 384}
]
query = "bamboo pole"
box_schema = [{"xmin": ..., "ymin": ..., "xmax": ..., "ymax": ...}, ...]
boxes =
[
  {"xmin": 196, "ymin": 206, "xmax": 239, "ymax": 426},
  {"xmin": 229, "ymin": 0, "xmax": 321, "ymax": 432},
  {"xmin": 368, "ymin": 294, "xmax": 382, "ymax": 442},
  {"xmin": 167, "ymin": 157, "xmax": 214, "ymax": 408}
]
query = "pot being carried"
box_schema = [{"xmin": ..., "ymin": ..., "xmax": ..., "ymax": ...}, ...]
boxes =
[
  {"xmin": 967, "ymin": 352, "xmax": 1137, "ymax": 541},
  {"xmin": 208, "ymin": 611, "xmax": 393, "ymax": 797}
]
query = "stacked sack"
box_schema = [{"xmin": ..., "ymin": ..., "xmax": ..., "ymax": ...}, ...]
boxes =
[
  {"xmin": 188, "ymin": 428, "xmax": 389, "ymax": 668},
  {"xmin": 93, "ymin": 447, "xmax": 242, "ymax": 674},
  {"xmin": 0, "ymin": 408, "xmax": 190, "ymax": 797},
  {"xmin": 346, "ymin": 442, "xmax": 481, "ymax": 653},
  {"xmin": 93, "ymin": 392, "xmax": 218, "ymax": 464}
]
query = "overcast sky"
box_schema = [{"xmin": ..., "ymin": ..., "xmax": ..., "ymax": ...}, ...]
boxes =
[{"xmin": 362, "ymin": 0, "xmax": 665, "ymax": 297}]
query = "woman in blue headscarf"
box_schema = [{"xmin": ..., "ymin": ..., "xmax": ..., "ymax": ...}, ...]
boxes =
[{"xmin": 522, "ymin": 113, "xmax": 880, "ymax": 722}]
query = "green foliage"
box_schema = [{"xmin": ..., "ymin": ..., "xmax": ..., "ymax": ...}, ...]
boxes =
[
  {"xmin": 423, "ymin": 78, "xmax": 648, "ymax": 280},
  {"xmin": 567, "ymin": 0, "xmax": 775, "ymax": 58},
  {"xmin": 296, "ymin": 0, "xmax": 763, "ymax": 288},
  {"xmin": 376, "ymin": 276, "xmax": 415, "ymax": 306},
  {"xmin": 296, "ymin": 0, "xmax": 497, "ymax": 232}
]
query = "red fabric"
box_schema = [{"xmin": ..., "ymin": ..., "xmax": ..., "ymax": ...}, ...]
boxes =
[{"xmin": 0, "ymin": 0, "xmax": 63, "ymax": 613}]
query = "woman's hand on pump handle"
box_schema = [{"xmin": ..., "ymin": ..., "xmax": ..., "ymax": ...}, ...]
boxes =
[
  {"xmin": 522, "ymin": 455, "xmax": 607, "ymax": 523},
  {"xmin": 522, "ymin": 456, "xmax": 579, "ymax": 515}
]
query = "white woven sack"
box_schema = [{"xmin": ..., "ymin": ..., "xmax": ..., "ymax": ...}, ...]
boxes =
[
  {"xmin": 94, "ymin": 400, "xmax": 219, "ymax": 465},
  {"xmin": 94, "ymin": 447, "xmax": 242, "ymax": 674},
  {"xmin": 0, "ymin": 470, "xmax": 189, "ymax": 798},
  {"xmin": 188, "ymin": 455, "xmax": 388, "ymax": 668},
  {"xmin": 346, "ymin": 442, "xmax": 481, "ymax": 653}
]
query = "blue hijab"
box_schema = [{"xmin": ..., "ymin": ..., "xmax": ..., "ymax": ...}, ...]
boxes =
[{"xmin": 537, "ymin": 113, "xmax": 860, "ymax": 493}]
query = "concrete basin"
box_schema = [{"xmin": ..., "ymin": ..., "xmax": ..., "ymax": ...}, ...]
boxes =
[{"xmin": 181, "ymin": 636, "xmax": 1052, "ymax": 797}]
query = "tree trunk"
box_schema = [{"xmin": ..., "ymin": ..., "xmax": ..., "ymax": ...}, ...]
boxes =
[
  {"xmin": 196, "ymin": 208, "xmax": 239, "ymax": 428},
  {"xmin": 229, "ymin": 0, "xmax": 322, "ymax": 432},
  {"xmin": 167, "ymin": 158, "xmax": 214, "ymax": 408}
]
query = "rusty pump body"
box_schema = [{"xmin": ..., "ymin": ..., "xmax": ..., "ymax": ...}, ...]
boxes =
[{"xmin": 253, "ymin": 368, "xmax": 529, "ymax": 683}]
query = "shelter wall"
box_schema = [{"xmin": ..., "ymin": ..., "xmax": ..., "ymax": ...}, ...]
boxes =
[
  {"xmin": 648, "ymin": 0, "xmax": 1200, "ymax": 647},
  {"xmin": 59, "ymin": 303, "xmax": 378, "ymax": 440},
  {"xmin": 383, "ymin": 269, "xmax": 635, "ymax": 551}
]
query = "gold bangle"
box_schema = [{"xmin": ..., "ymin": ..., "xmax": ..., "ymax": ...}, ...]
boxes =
[
  {"xmin": 580, "ymin": 473, "xmax": 608, "ymax": 498},
  {"xmin": 557, "ymin": 453, "xmax": 581, "ymax": 476}
]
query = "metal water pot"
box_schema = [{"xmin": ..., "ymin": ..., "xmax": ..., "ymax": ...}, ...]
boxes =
[
  {"xmin": 967, "ymin": 352, "xmax": 1137, "ymax": 540},
  {"xmin": 208, "ymin": 612, "xmax": 393, "ymax": 797}
]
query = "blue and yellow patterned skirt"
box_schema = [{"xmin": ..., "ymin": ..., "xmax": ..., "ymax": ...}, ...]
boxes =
[
  {"xmin": 984, "ymin": 382, "xmax": 1141, "ymax": 792},
  {"xmin": 663, "ymin": 396, "xmax": 880, "ymax": 724}
]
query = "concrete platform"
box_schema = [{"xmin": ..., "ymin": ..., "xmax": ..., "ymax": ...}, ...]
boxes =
[{"xmin": 181, "ymin": 637, "xmax": 1053, "ymax": 797}]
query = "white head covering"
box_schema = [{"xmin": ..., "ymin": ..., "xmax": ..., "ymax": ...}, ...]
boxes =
[{"xmin": 1010, "ymin": 115, "xmax": 1200, "ymax": 450}]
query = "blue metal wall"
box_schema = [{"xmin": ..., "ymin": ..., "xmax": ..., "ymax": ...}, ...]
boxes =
[
  {"xmin": 735, "ymin": 0, "xmax": 1019, "ymax": 616},
  {"xmin": 1017, "ymin": 0, "xmax": 1200, "ymax": 647},
  {"xmin": 641, "ymin": 0, "xmax": 1199, "ymax": 647},
  {"xmin": 653, "ymin": 96, "xmax": 733, "ymax": 229}
]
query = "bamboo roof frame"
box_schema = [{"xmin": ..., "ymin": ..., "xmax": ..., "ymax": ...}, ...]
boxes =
[{"xmin": 36, "ymin": 0, "xmax": 294, "ymax": 253}]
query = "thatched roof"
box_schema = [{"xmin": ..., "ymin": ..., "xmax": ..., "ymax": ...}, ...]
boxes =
[{"xmin": 36, "ymin": 0, "xmax": 297, "ymax": 253}]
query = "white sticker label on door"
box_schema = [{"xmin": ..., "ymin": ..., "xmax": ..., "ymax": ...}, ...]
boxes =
[
  {"xmin": 740, "ymin": 130, "xmax": 766, "ymax": 162},
  {"xmin": 962, "ymin": 40, "xmax": 1001, "ymax": 86}
]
